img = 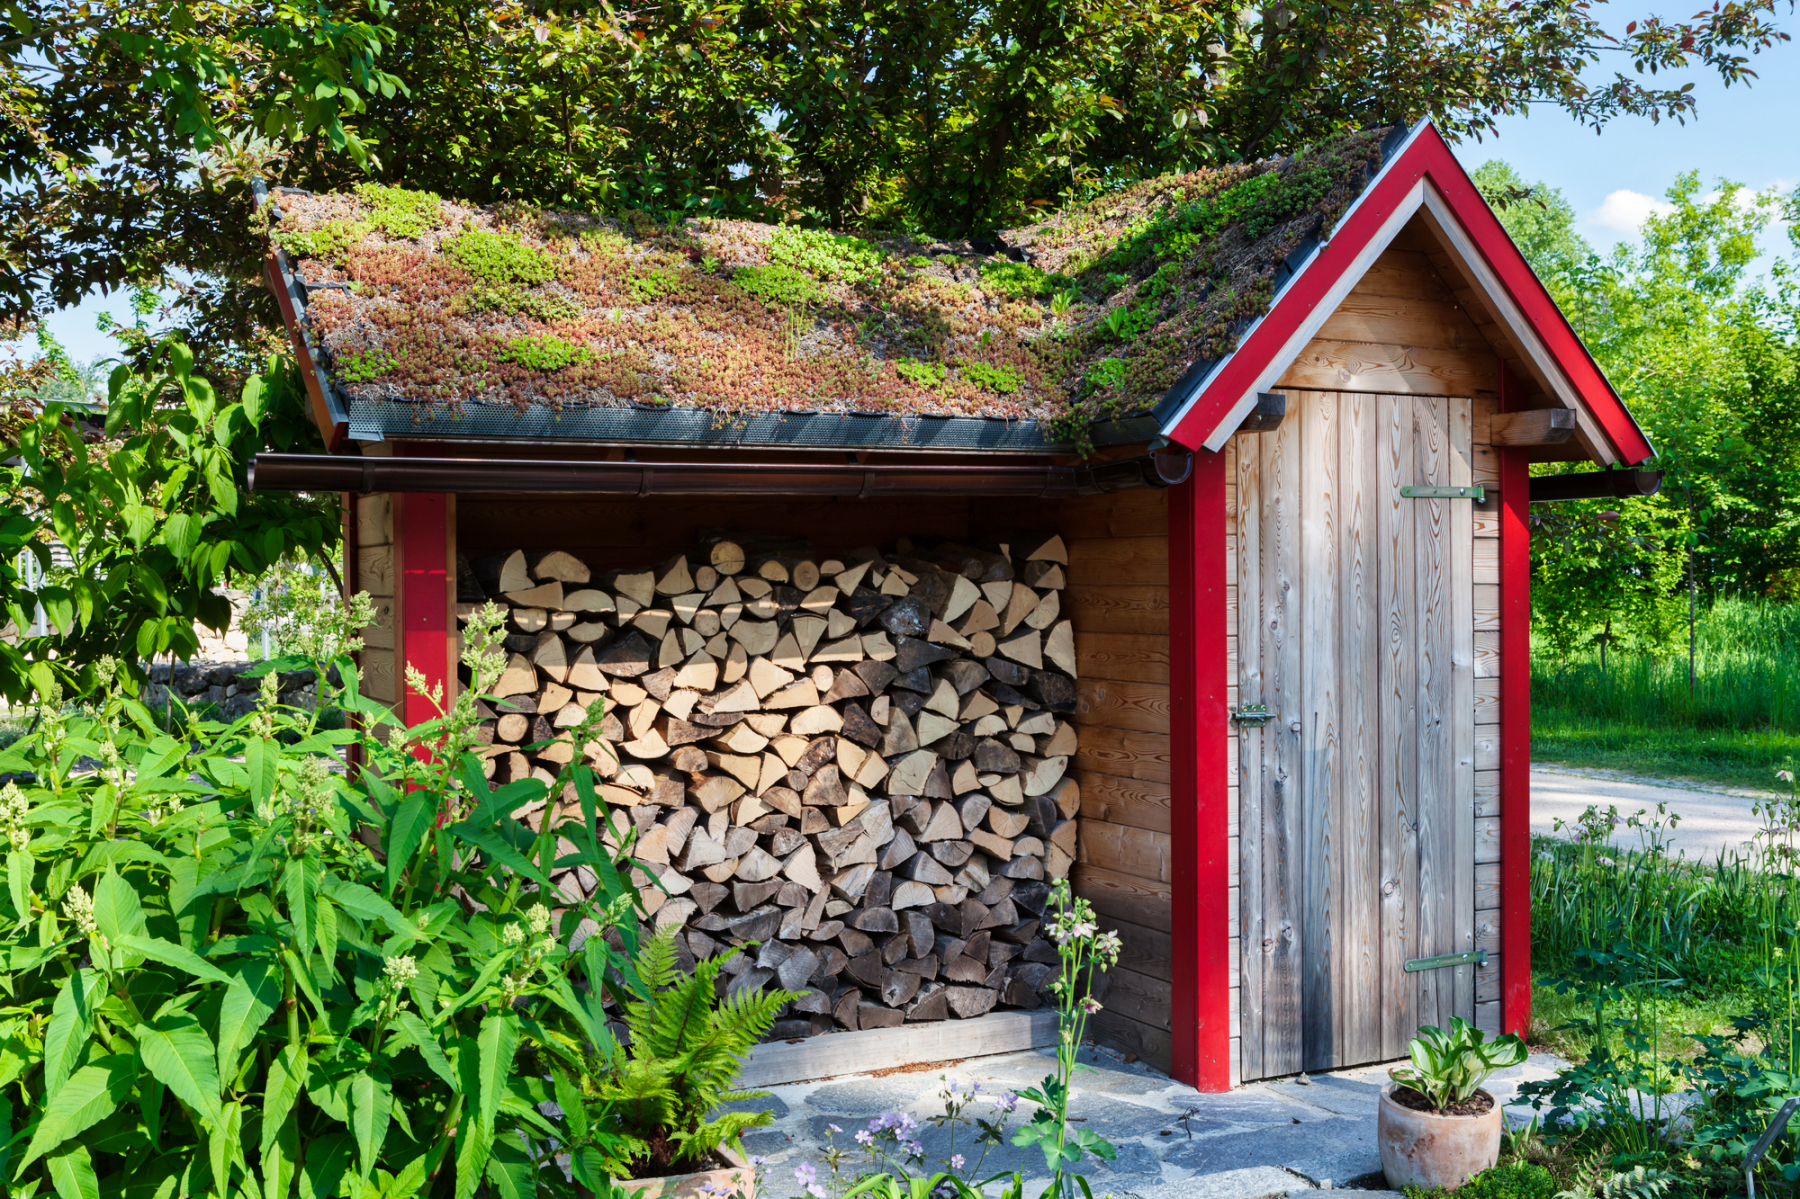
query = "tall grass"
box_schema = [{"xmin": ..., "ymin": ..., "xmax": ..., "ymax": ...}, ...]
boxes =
[
  {"xmin": 1532, "ymin": 597, "xmax": 1800, "ymax": 787},
  {"xmin": 1534, "ymin": 597, "xmax": 1800, "ymax": 731}
]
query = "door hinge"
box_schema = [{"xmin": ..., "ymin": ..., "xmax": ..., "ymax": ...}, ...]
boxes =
[
  {"xmin": 1403, "ymin": 949, "xmax": 1488, "ymax": 973},
  {"xmin": 1400, "ymin": 484, "xmax": 1486, "ymax": 502},
  {"xmin": 1231, "ymin": 704, "xmax": 1272, "ymax": 726}
]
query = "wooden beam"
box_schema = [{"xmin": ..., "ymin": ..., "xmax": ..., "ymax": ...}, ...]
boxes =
[
  {"xmin": 1488, "ymin": 409, "xmax": 1576, "ymax": 447},
  {"xmin": 1167, "ymin": 450, "xmax": 1233, "ymax": 1091},
  {"xmin": 737, "ymin": 1011, "xmax": 1057, "ymax": 1087}
]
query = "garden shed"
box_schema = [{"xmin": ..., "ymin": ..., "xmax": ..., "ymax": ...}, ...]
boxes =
[{"xmin": 250, "ymin": 122, "xmax": 1655, "ymax": 1092}]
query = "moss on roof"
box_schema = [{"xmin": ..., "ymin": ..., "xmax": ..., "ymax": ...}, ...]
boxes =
[{"xmin": 268, "ymin": 129, "xmax": 1393, "ymax": 447}]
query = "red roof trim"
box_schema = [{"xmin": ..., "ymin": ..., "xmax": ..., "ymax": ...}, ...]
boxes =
[{"xmin": 1161, "ymin": 125, "xmax": 1653, "ymax": 465}]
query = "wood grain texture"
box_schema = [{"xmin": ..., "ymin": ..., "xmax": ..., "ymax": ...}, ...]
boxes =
[
  {"xmin": 1299, "ymin": 390, "xmax": 1342, "ymax": 1073},
  {"xmin": 1064, "ymin": 585, "xmax": 1169, "ymax": 635},
  {"xmin": 1339, "ymin": 391, "xmax": 1382, "ymax": 1067},
  {"xmin": 1278, "ymin": 340, "xmax": 1498, "ymax": 398},
  {"xmin": 358, "ymin": 544, "xmax": 394, "ymax": 598},
  {"xmin": 1077, "ymin": 679, "xmax": 1172, "ymax": 735},
  {"xmin": 1414, "ymin": 396, "xmax": 1455, "ymax": 1034},
  {"xmin": 1073, "ymin": 863, "xmax": 1172, "ymax": 928},
  {"xmin": 1379, "ymin": 393, "xmax": 1420, "ymax": 1060},
  {"xmin": 1475, "ymin": 817, "xmax": 1502, "ymax": 865},
  {"xmin": 1078, "ymin": 633, "xmax": 1170, "ymax": 684},
  {"xmin": 1078, "ymin": 771, "xmax": 1171, "ymax": 834},
  {"xmin": 357, "ymin": 493, "xmax": 392, "ymax": 546},
  {"xmin": 1235, "ymin": 427, "xmax": 1267, "ymax": 1082},
  {"xmin": 1065, "ymin": 537, "xmax": 1169, "ymax": 586},
  {"xmin": 1078, "ymin": 819, "xmax": 1172, "ymax": 883},
  {"xmin": 1314, "ymin": 292, "xmax": 1491, "ymax": 355},
  {"xmin": 1074, "ymin": 727, "xmax": 1171, "ymax": 784},
  {"xmin": 1264, "ymin": 404, "xmax": 1305, "ymax": 1077},
  {"xmin": 1098, "ymin": 965, "xmax": 1174, "ymax": 1030},
  {"xmin": 1450, "ymin": 397, "xmax": 1478, "ymax": 1021},
  {"xmin": 1475, "ymin": 770, "xmax": 1500, "ymax": 817},
  {"xmin": 1474, "ymin": 631, "xmax": 1500, "ymax": 678},
  {"xmin": 1475, "ymin": 677, "xmax": 1500, "ymax": 724},
  {"xmin": 1088, "ymin": 1008, "xmax": 1172, "ymax": 1074},
  {"xmin": 1054, "ymin": 489, "xmax": 1168, "ymax": 541},
  {"xmin": 1109, "ymin": 916, "xmax": 1175, "ymax": 982}
]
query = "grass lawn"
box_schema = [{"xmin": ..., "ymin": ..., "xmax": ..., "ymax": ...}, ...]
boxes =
[
  {"xmin": 1531, "ymin": 718, "xmax": 1799, "ymax": 792},
  {"xmin": 1527, "ymin": 978, "xmax": 1749, "ymax": 1064},
  {"xmin": 1531, "ymin": 597, "xmax": 1800, "ymax": 793}
]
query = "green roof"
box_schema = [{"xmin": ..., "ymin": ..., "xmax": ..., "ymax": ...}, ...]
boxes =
[{"xmin": 266, "ymin": 127, "xmax": 1393, "ymax": 450}]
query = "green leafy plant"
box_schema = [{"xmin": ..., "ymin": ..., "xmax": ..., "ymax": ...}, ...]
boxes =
[
  {"xmin": 733, "ymin": 264, "xmax": 820, "ymax": 306},
  {"xmin": 1084, "ymin": 357, "xmax": 1127, "ymax": 393},
  {"xmin": 1049, "ymin": 289, "xmax": 1077, "ymax": 317},
  {"xmin": 1402, "ymin": 1161, "xmax": 1559, "ymax": 1199},
  {"xmin": 574, "ymin": 928, "xmax": 797, "ymax": 1178},
  {"xmin": 906, "ymin": 254, "xmax": 933, "ymax": 269},
  {"xmin": 0, "ymin": 600, "xmax": 645, "ymax": 1199},
  {"xmin": 337, "ymin": 346, "xmax": 399, "ymax": 382},
  {"xmin": 1553, "ymin": 1166, "xmax": 1678, "ymax": 1199},
  {"xmin": 353, "ymin": 183, "xmax": 445, "ymax": 240},
  {"xmin": 629, "ymin": 266, "xmax": 685, "ymax": 301},
  {"xmin": 894, "ymin": 359, "xmax": 946, "ymax": 389},
  {"xmin": 959, "ymin": 361, "xmax": 1021, "ymax": 395},
  {"xmin": 443, "ymin": 226, "xmax": 556, "ymax": 288},
  {"xmin": 979, "ymin": 260, "xmax": 1065, "ymax": 300},
  {"xmin": 767, "ymin": 226, "xmax": 883, "ymax": 283},
  {"xmin": 275, "ymin": 218, "xmax": 371, "ymax": 260},
  {"xmin": 1390, "ymin": 1017, "xmax": 1528, "ymax": 1111},
  {"xmin": 500, "ymin": 332, "xmax": 594, "ymax": 371},
  {"xmin": 1007, "ymin": 879, "xmax": 1122, "ymax": 1197}
]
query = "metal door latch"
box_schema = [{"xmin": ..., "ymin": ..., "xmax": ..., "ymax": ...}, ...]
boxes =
[
  {"xmin": 1232, "ymin": 704, "xmax": 1272, "ymax": 726},
  {"xmin": 1403, "ymin": 949, "xmax": 1488, "ymax": 973},
  {"xmin": 1401, "ymin": 485, "xmax": 1486, "ymax": 502}
]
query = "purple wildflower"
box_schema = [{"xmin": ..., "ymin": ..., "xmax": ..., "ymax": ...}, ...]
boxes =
[
  {"xmin": 951, "ymin": 1155, "xmax": 966, "ymax": 1170},
  {"xmin": 795, "ymin": 1162, "xmax": 819, "ymax": 1187}
]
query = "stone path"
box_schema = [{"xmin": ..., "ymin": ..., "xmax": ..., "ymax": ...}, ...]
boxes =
[
  {"xmin": 1532, "ymin": 765, "xmax": 1773, "ymax": 863},
  {"xmin": 733, "ymin": 1044, "xmax": 1569, "ymax": 1199}
]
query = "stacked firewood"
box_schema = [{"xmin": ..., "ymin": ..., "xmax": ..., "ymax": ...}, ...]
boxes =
[{"xmin": 465, "ymin": 534, "xmax": 1079, "ymax": 1035}]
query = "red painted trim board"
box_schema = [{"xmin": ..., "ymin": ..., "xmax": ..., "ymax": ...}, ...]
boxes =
[
  {"xmin": 394, "ymin": 491, "xmax": 452, "ymax": 747},
  {"xmin": 1168, "ymin": 451, "xmax": 1233, "ymax": 1090},
  {"xmin": 1497, "ymin": 365, "xmax": 1533, "ymax": 1036},
  {"xmin": 1163, "ymin": 125, "xmax": 1652, "ymax": 467}
]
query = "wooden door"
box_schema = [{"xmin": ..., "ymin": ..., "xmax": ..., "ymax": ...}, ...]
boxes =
[{"xmin": 1234, "ymin": 391, "xmax": 1477, "ymax": 1080}]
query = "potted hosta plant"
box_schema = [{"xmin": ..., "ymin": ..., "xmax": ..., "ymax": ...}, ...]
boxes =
[
  {"xmin": 1379, "ymin": 1016, "xmax": 1528, "ymax": 1190},
  {"xmin": 565, "ymin": 927, "xmax": 799, "ymax": 1199}
]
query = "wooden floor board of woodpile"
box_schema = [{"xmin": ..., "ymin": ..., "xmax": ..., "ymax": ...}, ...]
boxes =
[{"xmin": 463, "ymin": 534, "xmax": 1081, "ymax": 1037}]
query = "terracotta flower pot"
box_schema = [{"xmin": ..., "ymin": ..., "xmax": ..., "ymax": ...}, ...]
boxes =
[
  {"xmin": 1377, "ymin": 1083, "xmax": 1503, "ymax": 1191},
  {"xmin": 618, "ymin": 1150, "xmax": 757, "ymax": 1199}
]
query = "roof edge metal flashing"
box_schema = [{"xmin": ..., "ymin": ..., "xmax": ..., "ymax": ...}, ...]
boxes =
[
  {"xmin": 254, "ymin": 178, "xmax": 351, "ymax": 450},
  {"xmin": 344, "ymin": 397, "xmax": 1159, "ymax": 454}
]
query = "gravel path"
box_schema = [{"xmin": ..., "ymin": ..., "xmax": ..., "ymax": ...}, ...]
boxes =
[{"xmin": 1532, "ymin": 765, "xmax": 1776, "ymax": 863}]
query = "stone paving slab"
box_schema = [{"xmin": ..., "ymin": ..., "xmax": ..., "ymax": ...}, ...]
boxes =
[{"xmin": 733, "ymin": 1044, "xmax": 1571, "ymax": 1199}]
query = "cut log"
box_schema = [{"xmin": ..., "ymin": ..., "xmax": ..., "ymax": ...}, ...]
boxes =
[
  {"xmin": 507, "ymin": 580, "xmax": 565, "ymax": 610},
  {"xmin": 945, "ymin": 986, "xmax": 998, "ymax": 1019},
  {"xmin": 987, "ymin": 807, "xmax": 1030, "ymax": 838},
  {"xmin": 904, "ymin": 982, "xmax": 949, "ymax": 1021},
  {"xmin": 916, "ymin": 802, "xmax": 964, "ymax": 843},
  {"xmin": 1044, "ymin": 621, "xmax": 1076, "ymax": 676},
  {"xmin": 886, "ymin": 749, "xmax": 937, "ymax": 796},
  {"xmin": 854, "ymin": 906, "xmax": 899, "ymax": 934},
  {"xmin": 655, "ymin": 555, "xmax": 694, "ymax": 597},
  {"xmin": 892, "ymin": 880, "xmax": 935, "ymax": 909},
  {"xmin": 565, "ymin": 588, "xmax": 614, "ymax": 614},
  {"xmin": 533, "ymin": 551, "xmax": 591, "ymax": 584},
  {"xmin": 997, "ymin": 628, "xmax": 1043, "ymax": 669},
  {"xmin": 1021, "ymin": 754, "xmax": 1069, "ymax": 796}
]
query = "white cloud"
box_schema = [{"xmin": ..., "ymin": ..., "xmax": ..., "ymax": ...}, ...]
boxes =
[{"xmin": 1589, "ymin": 189, "xmax": 1675, "ymax": 234}]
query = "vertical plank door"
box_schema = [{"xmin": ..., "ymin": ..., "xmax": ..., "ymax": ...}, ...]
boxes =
[{"xmin": 1235, "ymin": 391, "xmax": 1477, "ymax": 1079}]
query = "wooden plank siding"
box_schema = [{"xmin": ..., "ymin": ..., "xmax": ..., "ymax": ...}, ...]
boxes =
[
  {"xmin": 1067, "ymin": 489, "xmax": 1180, "ymax": 1075},
  {"xmin": 354, "ymin": 493, "xmax": 397, "ymax": 708}
]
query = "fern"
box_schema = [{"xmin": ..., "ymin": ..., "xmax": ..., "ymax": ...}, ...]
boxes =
[{"xmin": 586, "ymin": 928, "xmax": 800, "ymax": 1177}]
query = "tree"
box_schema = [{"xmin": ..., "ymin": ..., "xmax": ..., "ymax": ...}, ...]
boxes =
[
  {"xmin": 1476, "ymin": 159, "xmax": 1800, "ymax": 652},
  {"xmin": 0, "ymin": 0, "xmax": 1791, "ymax": 374}
]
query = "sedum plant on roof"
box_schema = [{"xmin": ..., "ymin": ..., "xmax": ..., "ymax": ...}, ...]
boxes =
[{"xmin": 269, "ymin": 127, "xmax": 1391, "ymax": 446}]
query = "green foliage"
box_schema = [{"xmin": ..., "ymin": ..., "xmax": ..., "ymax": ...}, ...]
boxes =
[
  {"xmin": 960, "ymin": 361, "xmax": 1021, "ymax": 395},
  {"xmin": 0, "ymin": 605, "xmax": 646, "ymax": 1199},
  {"xmin": 906, "ymin": 254, "xmax": 933, "ymax": 269},
  {"xmin": 500, "ymin": 333, "xmax": 594, "ymax": 372},
  {"xmin": 894, "ymin": 359, "xmax": 946, "ymax": 389},
  {"xmin": 1403, "ymin": 1162, "xmax": 1559, "ymax": 1199},
  {"xmin": 444, "ymin": 227, "xmax": 556, "ymax": 289},
  {"xmin": 1085, "ymin": 357, "xmax": 1127, "ymax": 393},
  {"xmin": 1389, "ymin": 1017, "xmax": 1527, "ymax": 1111},
  {"xmin": 352, "ymin": 183, "xmax": 444, "ymax": 240},
  {"xmin": 767, "ymin": 226, "xmax": 884, "ymax": 284},
  {"xmin": 1529, "ymin": 496, "xmax": 1690, "ymax": 659},
  {"xmin": 0, "ymin": 338, "xmax": 338, "ymax": 699},
  {"xmin": 733, "ymin": 264, "xmax": 820, "ymax": 307},
  {"xmin": 337, "ymin": 346, "xmax": 398, "ymax": 383},
  {"xmin": 275, "ymin": 218, "xmax": 370, "ymax": 260},
  {"xmin": 979, "ymin": 260, "xmax": 1064, "ymax": 300},
  {"xmin": 628, "ymin": 266, "xmax": 685, "ymax": 302},
  {"xmin": 575, "ymin": 928, "xmax": 796, "ymax": 1177}
]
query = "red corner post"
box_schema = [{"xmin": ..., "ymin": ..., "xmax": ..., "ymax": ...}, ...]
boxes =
[
  {"xmin": 1169, "ymin": 448, "xmax": 1233, "ymax": 1089},
  {"xmin": 393, "ymin": 490, "xmax": 453, "ymax": 750},
  {"xmin": 1497, "ymin": 365, "xmax": 1533, "ymax": 1037}
]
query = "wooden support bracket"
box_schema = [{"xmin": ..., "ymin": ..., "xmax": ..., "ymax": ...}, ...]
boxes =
[{"xmin": 1489, "ymin": 408, "xmax": 1577, "ymax": 447}]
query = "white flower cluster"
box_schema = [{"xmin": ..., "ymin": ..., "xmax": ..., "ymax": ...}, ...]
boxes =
[{"xmin": 0, "ymin": 782, "xmax": 29, "ymax": 851}]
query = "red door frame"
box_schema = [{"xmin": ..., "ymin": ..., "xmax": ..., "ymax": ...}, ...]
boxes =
[
  {"xmin": 1497, "ymin": 364, "xmax": 1532, "ymax": 1037},
  {"xmin": 1168, "ymin": 449, "xmax": 1234, "ymax": 1090}
]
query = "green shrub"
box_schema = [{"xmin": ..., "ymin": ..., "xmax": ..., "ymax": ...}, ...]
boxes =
[
  {"xmin": 500, "ymin": 332, "xmax": 594, "ymax": 371},
  {"xmin": 766, "ymin": 226, "xmax": 883, "ymax": 283},
  {"xmin": 960, "ymin": 360, "xmax": 1022, "ymax": 395},
  {"xmin": 354, "ymin": 183, "xmax": 444, "ymax": 240},
  {"xmin": 0, "ymin": 605, "xmax": 646, "ymax": 1199}
]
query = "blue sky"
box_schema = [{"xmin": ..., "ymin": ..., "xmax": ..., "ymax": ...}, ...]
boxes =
[{"xmin": 17, "ymin": 10, "xmax": 1800, "ymax": 368}]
